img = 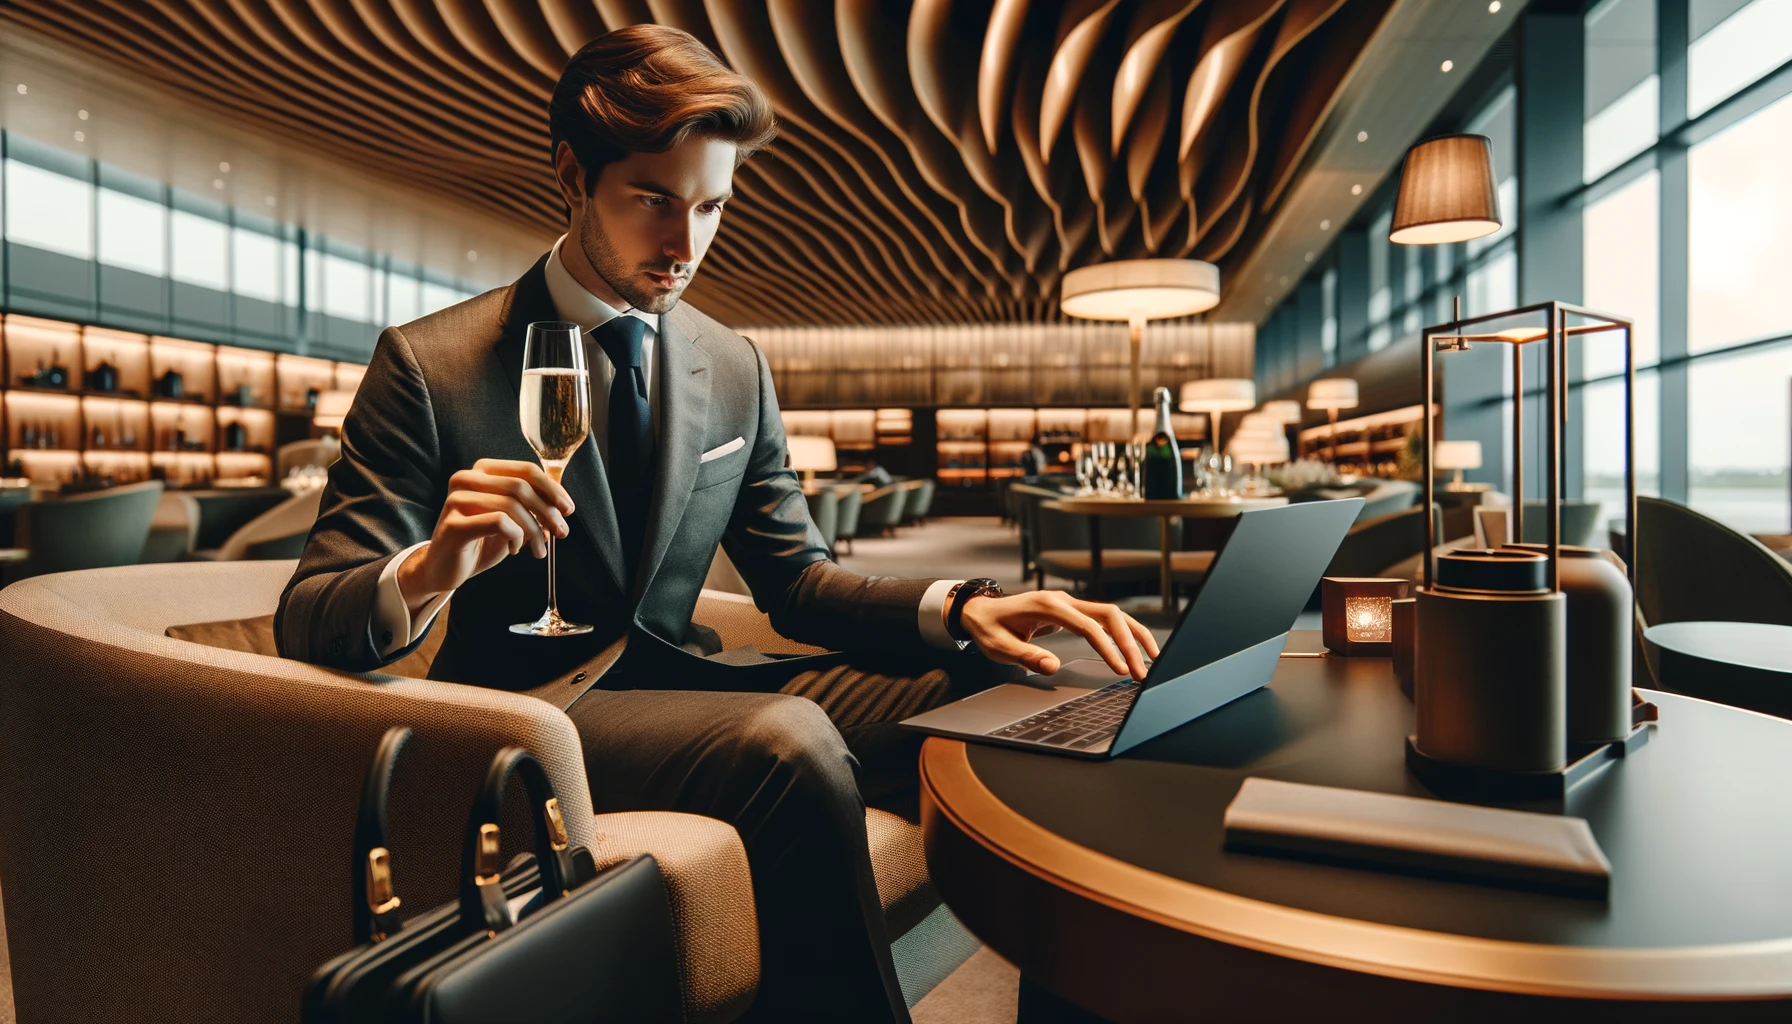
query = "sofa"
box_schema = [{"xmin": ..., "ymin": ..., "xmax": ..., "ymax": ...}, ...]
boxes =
[{"xmin": 0, "ymin": 560, "xmax": 969, "ymax": 1022}]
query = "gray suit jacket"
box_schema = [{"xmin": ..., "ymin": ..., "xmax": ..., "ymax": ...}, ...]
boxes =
[{"xmin": 276, "ymin": 254, "xmax": 934, "ymax": 689}]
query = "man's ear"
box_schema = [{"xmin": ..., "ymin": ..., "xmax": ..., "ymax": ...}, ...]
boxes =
[{"xmin": 552, "ymin": 141, "xmax": 587, "ymax": 210}]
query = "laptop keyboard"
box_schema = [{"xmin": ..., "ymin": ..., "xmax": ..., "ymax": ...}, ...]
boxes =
[{"xmin": 987, "ymin": 680, "xmax": 1141, "ymax": 750}]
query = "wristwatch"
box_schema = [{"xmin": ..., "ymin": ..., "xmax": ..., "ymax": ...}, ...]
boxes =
[{"xmin": 945, "ymin": 578, "xmax": 1003, "ymax": 646}]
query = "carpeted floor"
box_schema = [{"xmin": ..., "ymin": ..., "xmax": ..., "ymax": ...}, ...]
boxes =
[{"xmin": 911, "ymin": 946, "xmax": 1021, "ymax": 1024}]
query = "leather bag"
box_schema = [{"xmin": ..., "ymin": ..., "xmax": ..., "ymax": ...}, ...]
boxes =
[
  {"xmin": 382, "ymin": 745, "xmax": 685, "ymax": 1023},
  {"xmin": 304, "ymin": 727, "xmax": 546, "ymax": 1023}
]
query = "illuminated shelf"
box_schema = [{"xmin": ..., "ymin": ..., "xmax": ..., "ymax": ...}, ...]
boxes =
[{"xmin": 2, "ymin": 313, "xmax": 367, "ymax": 487}]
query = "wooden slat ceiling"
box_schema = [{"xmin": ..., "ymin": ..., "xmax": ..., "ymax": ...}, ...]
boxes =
[{"xmin": 2, "ymin": 0, "xmax": 1397, "ymax": 326}]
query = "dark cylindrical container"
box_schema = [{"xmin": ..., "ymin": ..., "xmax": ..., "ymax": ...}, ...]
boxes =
[
  {"xmin": 1511, "ymin": 544, "xmax": 1633, "ymax": 744},
  {"xmin": 1392, "ymin": 597, "xmax": 1417, "ymax": 700},
  {"xmin": 1414, "ymin": 549, "xmax": 1566, "ymax": 772}
]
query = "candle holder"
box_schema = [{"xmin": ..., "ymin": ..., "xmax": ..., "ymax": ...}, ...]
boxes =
[{"xmin": 1320, "ymin": 577, "xmax": 1410, "ymax": 656}]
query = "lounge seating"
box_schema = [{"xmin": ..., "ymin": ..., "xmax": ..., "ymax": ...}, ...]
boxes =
[
  {"xmin": 903, "ymin": 478, "xmax": 936, "ymax": 525},
  {"xmin": 833, "ymin": 483, "xmax": 863, "ymax": 555},
  {"xmin": 1520, "ymin": 499, "xmax": 1603, "ymax": 547},
  {"xmin": 275, "ymin": 438, "xmax": 340, "ymax": 480},
  {"xmin": 194, "ymin": 487, "xmax": 323, "ymax": 561},
  {"xmin": 9, "ymin": 480, "xmax": 164, "ymax": 580},
  {"xmin": 1635, "ymin": 497, "xmax": 1792, "ymax": 629},
  {"xmin": 856, "ymin": 483, "xmax": 909, "ymax": 538},
  {"xmin": 142, "ymin": 490, "xmax": 201, "ymax": 563},
  {"xmin": 804, "ymin": 486, "xmax": 840, "ymax": 552},
  {"xmin": 0, "ymin": 560, "xmax": 967, "ymax": 1022},
  {"xmin": 1035, "ymin": 500, "xmax": 1162, "ymax": 597}
]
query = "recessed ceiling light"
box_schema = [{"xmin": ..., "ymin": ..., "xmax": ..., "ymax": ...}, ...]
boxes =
[
  {"xmin": 218, "ymin": 161, "xmax": 230, "ymax": 173},
  {"xmin": 466, "ymin": 250, "xmax": 479, "ymax": 262},
  {"xmin": 1320, "ymin": 219, "xmax": 1332, "ymax": 231},
  {"xmin": 1264, "ymin": 296, "xmax": 1274, "ymax": 306},
  {"xmin": 212, "ymin": 178, "xmax": 224, "ymax": 189},
  {"xmin": 1441, "ymin": 60, "xmax": 1455, "ymax": 73},
  {"xmin": 15, "ymin": 84, "xmax": 26, "ymax": 95},
  {"xmin": 73, "ymin": 131, "xmax": 84, "ymax": 142},
  {"xmin": 1489, "ymin": 1, "xmax": 1501, "ymax": 12},
  {"xmin": 1351, "ymin": 184, "xmax": 1363, "ymax": 196},
  {"xmin": 265, "ymin": 196, "xmax": 278, "ymax": 206},
  {"xmin": 77, "ymin": 109, "xmax": 88, "ymax": 120},
  {"xmin": 1305, "ymin": 251, "xmax": 1316, "ymax": 262},
  {"xmin": 1279, "ymin": 276, "xmax": 1289, "ymax": 286},
  {"xmin": 1357, "ymin": 131, "xmax": 1368, "ymax": 142}
]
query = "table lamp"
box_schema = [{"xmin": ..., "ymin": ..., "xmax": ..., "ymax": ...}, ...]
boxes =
[
  {"xmin": 312, "ymin": 390, "xmax": 355, "ymax": 435},
  {"xmin": 1226, "ymin": 411, "xmax": 1288, "ymax": 492},
  {"xmin": 1260, "ymin": 400, "xmax": 1302, "ymax": 425},
  {"xmin": 1178, "ymin": 379, "xmax": 1256, "ymax": 453},
  {"xmin": 785, "ymin": 434, "xmax": 837, "ymax": 483},
  {"xmin": 1061, "ymin": 259, "xmax": 1221, "ymax": 438},
  {"xmin": 1433, "ymin": 439, "xmax": 1483, "ymax": 490},
  {"xmin": 1305, "ymin": 378, "xmax": 1358, "ymax": 463}
]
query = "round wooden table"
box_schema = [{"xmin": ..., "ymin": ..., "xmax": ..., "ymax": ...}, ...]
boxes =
[
  {"xmin": 921, "ymin": 635, "xmax": 1792, "ymax": 1022},
  {"xmin": 1048, "ymin": 495, "xmax": 1288, "ymax": 612}
]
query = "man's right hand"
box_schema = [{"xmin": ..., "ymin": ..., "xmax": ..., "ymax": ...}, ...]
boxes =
[{"xmin": 395, "ymin": 458, "xmax": 574, "ymax": 614}]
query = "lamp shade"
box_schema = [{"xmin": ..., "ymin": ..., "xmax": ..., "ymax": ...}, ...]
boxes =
[
  {"xmin": 1060, "ymin": 258, "xmax": 1221, "ymax": 320},
  {"xmin": 785, "ymin": 434, "xmax": 838, "ymax": 473},
  {"xmin": 1389, "ymin": 134, "xmax": 1502, "ymax": 245},
  {"xmin": 1306, "ymin": 378, "xmax": 1359, "ymax": 411},
  {"xmin": 1178, "ymin": 378, "xmax": 1256, "ymax": 413},
  {"xmin": 1434, "ymin": 439, "xmax": 1483, "ymax": 472},
  {"xmin": 312, "ymin": 390, "xmax": 355, "ymax": 429},
  {"xmin": 1261, "ymin": 400, "xmax": 1303, "ymax": 424}
]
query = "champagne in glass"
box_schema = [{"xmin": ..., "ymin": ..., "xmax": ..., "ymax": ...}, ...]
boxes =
[{"xmin": 511, "ymin": 322, "xmax": 594, "ymax": 637}]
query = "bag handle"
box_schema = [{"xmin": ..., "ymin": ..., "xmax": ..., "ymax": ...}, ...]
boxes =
[
  {"xmin": 352, "ymin": 726, "xmax": 412, "ymax": 944},
  {"xmin": 458, "ymin": 747, "xmax": 585, "ymax": 934}
]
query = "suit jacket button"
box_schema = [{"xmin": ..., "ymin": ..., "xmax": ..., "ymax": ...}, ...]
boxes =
[
  {"xmin": 380, "ymin": 629, "xmax": 394, "ymax": 647},
  {"xmin": 572, "ymin": 672, "xmax": 587, "ymax": 684}
]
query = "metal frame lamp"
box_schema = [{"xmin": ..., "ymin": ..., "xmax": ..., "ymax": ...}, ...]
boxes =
[
  {"xmin": 1061, "ymin": 259, "xmax": 1221, "ymax": 439},
  {"xmin": 785, "ymin": 434, "xmax": 838, "ymax": 483}
]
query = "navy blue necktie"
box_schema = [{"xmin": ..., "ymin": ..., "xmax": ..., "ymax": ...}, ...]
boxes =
[{"xmin": 592, "ymin": 315, "xmax": 654, "ymax": 588}]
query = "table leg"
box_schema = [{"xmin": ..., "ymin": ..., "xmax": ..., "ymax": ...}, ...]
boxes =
[
  {"xmin": 1160, "ymin": 516, "xmax": 1174, "ymax": 614},
  {"xmin": 1088, "ymin": 516, "xmax": 1103, "ymax": 599}
]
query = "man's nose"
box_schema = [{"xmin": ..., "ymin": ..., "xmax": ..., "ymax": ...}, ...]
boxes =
[{"xmin": 664, "ymin": 215, "xmax": 697, "ymax": 265}]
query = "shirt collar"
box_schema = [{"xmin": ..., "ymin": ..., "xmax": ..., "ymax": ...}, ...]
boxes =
[{"xmin": 544, "ymin": 234, "xmax": 658, "ymax": 337}]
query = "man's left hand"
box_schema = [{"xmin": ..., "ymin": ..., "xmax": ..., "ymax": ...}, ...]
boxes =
[{"xmin": 959, "ymin": 591, "xmax": 1160, "ymax": 680}]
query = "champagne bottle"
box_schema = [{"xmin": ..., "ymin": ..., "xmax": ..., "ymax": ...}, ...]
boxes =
[{"xmin": 1142, "ymin": 386, "xmax": 1183, "ymax": 500}]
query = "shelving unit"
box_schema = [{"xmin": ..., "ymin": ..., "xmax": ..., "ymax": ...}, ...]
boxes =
[
  {"xmin": 1, "ymin": 313, "xmax": 367, "ymax": 487},
  {"xmin": 1297, "ymin": 404, "xmax": 1429, "ymax": 476}
]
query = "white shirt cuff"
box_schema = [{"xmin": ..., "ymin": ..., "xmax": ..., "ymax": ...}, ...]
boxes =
[
  {"xmin": 918, "ymin": 578, "xmax": 965, "ymax": 649},
  {"xmin": 374, "ymin": 540, "xmax": 452, "ymax": 656}
]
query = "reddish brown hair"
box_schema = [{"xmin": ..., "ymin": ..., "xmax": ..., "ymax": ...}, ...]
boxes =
[{"xmin": 549, "ymin": 25, "xmax": 777, "ymax": 191}]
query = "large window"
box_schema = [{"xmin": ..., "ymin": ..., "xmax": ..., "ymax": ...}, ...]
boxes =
[
  {"xmin": 1582, "ymin": 371, "xmax": 1662, "ymax": 530},
  {"xmin": 1583, "ymin": 170, "xmax": 1659, "ymax": 372},
  {"xmin": 1585, "ymin": 0, "xmax": 1658, "ymax": 182},
  {"xmin": 1689, "ymin": 0, "xmax": 1792, "ymax": 117},
  {"xmin": 98, "ymin": 188, "xmax": 166, "ymax": 275},
  {"xmin": 1687, "ymin": 91, "xmax": 1792, "ymax": 353},
  {"xmin": 5, "ymin": 158, "xmax": 92, "ymax": 259},
  {"xmin": 170, "ymin": 209, "xmax": 228, "ymax": 290},
  {"xmin": 1687, "ymin": 343, "xmax": 1792, "ymax": 532}
]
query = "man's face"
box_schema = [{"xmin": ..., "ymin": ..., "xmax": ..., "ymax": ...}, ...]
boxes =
[{"xmin": 554, "ymin": 135, "xmax": 736, "ymax": 314}]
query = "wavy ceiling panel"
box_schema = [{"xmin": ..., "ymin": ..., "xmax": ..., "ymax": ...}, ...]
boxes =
[{"xmin": 2, "ymin": 0, "xmax": 1395, "ymax": 325}]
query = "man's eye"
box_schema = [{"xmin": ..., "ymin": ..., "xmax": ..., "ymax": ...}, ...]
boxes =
[
  {"xmin": 698, "ymin": 202, "xmax": 723, "ymax": 215},
  {"xmin": 640, "ymin": 196, "xmax": 668, "ymax": 208}
]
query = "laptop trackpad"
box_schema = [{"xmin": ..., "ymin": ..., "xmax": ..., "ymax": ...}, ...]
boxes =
[{"xmin": 903, "ymin": 659, "xmax": 1126, "ymax": 736}]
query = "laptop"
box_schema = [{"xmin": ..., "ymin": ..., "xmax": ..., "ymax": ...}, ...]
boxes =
[{"xmin": 901, "ymin": 497, "xmax": 1363, "ymax": 759}]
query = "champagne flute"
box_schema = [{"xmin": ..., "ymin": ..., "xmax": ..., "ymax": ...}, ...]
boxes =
[{"xmin": 511, "ymin": 322, "xmax": 594, "ymax": 637}]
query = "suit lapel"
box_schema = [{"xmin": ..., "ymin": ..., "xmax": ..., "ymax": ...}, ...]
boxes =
[
  {"xmin": 637, "ymin": 305, "xmax": 712, "ymax": 598},
  {"xmin": 494, "ymin": 257, "xmax": 628, "ymax": 598}
]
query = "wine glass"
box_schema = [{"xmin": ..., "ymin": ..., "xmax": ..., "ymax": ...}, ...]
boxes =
[
  {"xmin": 510, "ymin": 322, "xmax": 594, "ymax": 637},
  {"xmin": 1093, "ymin": 442, "xmax": 1115, "ymax": 495}
]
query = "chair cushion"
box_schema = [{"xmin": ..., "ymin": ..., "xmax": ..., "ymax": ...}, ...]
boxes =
[
  {"xmin": 166, "ymin": 611, "xmax": 446, "ymax": 679},
  {"xmin": 587, "ymin": 811, "xmax": 759, "ymax": 1024},
  {"xmin": 1037, "ymin": 549, "xmax": 1162, "ymax": 580},
  {"xmin": 867, "ymin": 808, "xmax": 935, "ymax": 939}
]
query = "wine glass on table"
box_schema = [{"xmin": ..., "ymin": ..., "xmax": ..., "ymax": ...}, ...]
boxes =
[{"xmin": 511, "ymin": 321, "xmax": 594, "ymax": 637}]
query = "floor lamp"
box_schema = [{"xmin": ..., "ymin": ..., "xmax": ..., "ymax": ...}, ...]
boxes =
[
  {"xmin": 785, "ymin": 434, "xmax": 837, "ymax": 485},
  {"xmin": 1179, "ymin": 378, "xmax": 1256, "ymax": 494},
  {"xmin": 1060, "ymin": 259, "xmax": 1222, "ymax": 438},
  {"xmin": 1306, "ymin": 379, "xmax": 1359, "ymax": 464}
]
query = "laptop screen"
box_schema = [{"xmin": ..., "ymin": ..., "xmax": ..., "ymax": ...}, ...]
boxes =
[{"xmin": 1141, "ymin": 497, "xmax": 1364, "ymax": 687}]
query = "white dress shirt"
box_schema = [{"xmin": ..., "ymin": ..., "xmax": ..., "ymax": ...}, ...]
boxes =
[{"xmin": 372, "ymin": 235, "xmax": 962, "ymax": 656}]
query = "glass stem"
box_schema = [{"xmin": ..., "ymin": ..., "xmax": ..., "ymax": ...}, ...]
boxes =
[{"xmin": 546, "ymin": 532, "xmax": 559, "ymax": 618}]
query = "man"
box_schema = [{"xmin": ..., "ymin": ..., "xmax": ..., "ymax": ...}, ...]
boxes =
[{"xmin": 278, "ymin": 25, "xmax": 1157, "ymax": 1022}]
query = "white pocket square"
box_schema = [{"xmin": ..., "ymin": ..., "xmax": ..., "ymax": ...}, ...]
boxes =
[{"xmin": 700, "ymin": 437, "xmax": 746, "ymax": 463}]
